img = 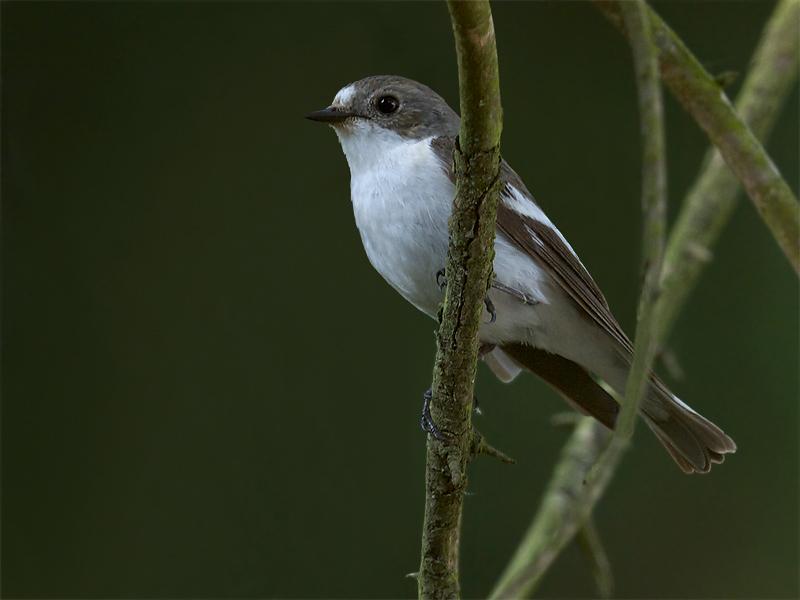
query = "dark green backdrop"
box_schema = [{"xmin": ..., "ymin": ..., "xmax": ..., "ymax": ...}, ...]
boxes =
[{"xmin": 3, "ymin": 2, "xmax": 797, "ymax": 598}]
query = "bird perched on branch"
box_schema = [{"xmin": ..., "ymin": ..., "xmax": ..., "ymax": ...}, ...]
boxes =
[{"xmin": 307, "ymin": 75, "xmax": 735, "ymax": 473}]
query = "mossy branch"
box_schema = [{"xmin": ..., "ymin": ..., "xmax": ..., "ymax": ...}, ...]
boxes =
[
  {"xmin": 489, "ymin": 2, "xmax": 797, "ymax": 597},
  {"xmin": 417, "ymin": 2, "xmax": 502, "ymax": 598},
  {"xmin": 595, "ymin": 0, "xmax": 800, "ymax": 273},
  {"xmin": 656, "ymin": 0, "xmax": 800, "ymax": 344}
]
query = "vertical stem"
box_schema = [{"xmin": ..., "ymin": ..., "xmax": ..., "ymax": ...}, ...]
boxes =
[
  {"xmin": 615, "ymin": 0, "xmax": 667, "ymax": 440},
  {"xmin": 418, "ymin": 2, "xmax": 502, "ymax": 598}
]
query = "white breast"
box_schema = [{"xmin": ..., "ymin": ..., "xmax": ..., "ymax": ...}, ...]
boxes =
[
  {"xmin": 334, "ymin": 120, "xmax": 556, "ymax": 346},
  {"xmin": 336, "ymin": 122, "xmax": 451, "ymax": 315}
]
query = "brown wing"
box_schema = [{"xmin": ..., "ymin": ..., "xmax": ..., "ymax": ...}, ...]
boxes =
[
  {"xmin": 497, "ymin": 161, "xmax": 634, "ymax": 357},
  {"xmin": 431, "ymin": 136, "xmax": 632, "ymax": 355}
]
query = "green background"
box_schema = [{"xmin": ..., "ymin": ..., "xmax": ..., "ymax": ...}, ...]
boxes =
[{"xmin": 3, "ymin": 1, "xmax": 797, "ymax": 598}]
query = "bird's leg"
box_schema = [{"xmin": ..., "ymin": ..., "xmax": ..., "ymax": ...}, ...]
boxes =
[{"xmin": 435, "ymin": 267, "xmax": 496, "ymax": 323}]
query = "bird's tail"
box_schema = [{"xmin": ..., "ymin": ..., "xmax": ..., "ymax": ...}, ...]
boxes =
[
  {"xmin": 495, "ymin": 344, "xmax": 736, "ymax": 474},
  {"xmin": 639, "ymin": 376, "xmax": 736, "ymax": 474}
]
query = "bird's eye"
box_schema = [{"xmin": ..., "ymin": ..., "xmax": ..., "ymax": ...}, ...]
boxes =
[{"xmin": 376, "ymin": 95, "xmax": 400, "ymax": 115}]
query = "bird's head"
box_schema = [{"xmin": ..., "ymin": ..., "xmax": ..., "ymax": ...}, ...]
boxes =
[{"xmin": 306, "ymin": 75, "xmax": 459, "ymax": 151}]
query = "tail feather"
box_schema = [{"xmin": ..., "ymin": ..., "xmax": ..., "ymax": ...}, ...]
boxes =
[
  {"xmin": 642, "ymin": 377, "xmax": 736, "ymax": 474},
  {"xmin": 494, "ymin": 344, "xmax": 736, "ymax": 474},
  {"xmin": 648, "ymin": 426, "xmax": 699, "ymax": 474},
  {"xmin": 501, "ymin": 343, "xmax": 619, "ymax": 430}
]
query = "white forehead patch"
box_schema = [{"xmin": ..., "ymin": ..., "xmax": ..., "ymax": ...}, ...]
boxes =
[{"xmin": 333, "ymin": 84, "xmax": 356, "ymax": 107}]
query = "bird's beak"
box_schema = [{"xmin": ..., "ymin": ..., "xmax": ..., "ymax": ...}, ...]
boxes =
[{"xmin": 305, "ymin": 106, "xmax": 356, "ymax": 123}]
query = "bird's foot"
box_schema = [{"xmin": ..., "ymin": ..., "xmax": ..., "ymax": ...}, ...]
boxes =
[
  {"xmin": 421, "ymin": 388, "xmax": 446, "ymax": 440},
  {"xmin": 420, "ymin": 388, "xmax": 482, "ymax": 439},
  {"xmin": 484, "ymin": 295, "xmax": 496, "ymax": 323},
  {"xmin": 435, "ymin": 268, "xmax": 496, "ymax": 323},
  {"xmin": 435, "ymin": 268, "xmax": 447, "ymax": 291}
]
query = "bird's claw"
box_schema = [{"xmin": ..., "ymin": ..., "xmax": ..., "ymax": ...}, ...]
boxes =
[
  {"xmin": 420, "ymin": 388, "xmax": 482, "ymax": 440},
  {"xmin": 421, "ymin": 388, "xmax": 446, "ymax": 440},
  {"xmin": 435, "ymin": 268, "xmax": 447, "ymax": 291},
  {"xmin": 484, "ymin": 296, "xmax": 496, "ymax": 323}
]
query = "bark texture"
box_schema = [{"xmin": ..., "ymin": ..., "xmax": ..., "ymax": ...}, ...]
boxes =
[{"xmin": 418, "ymin": 2, "xmax": 502, "ymax": 599}]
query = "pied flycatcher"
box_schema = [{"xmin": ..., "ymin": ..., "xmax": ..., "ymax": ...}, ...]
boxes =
[{"xmin": 307, "ymin": 75, "xmax": 735, "ymax": 473}]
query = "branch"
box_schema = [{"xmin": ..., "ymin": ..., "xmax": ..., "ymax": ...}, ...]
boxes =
[
  {"xmin": 490, "ymin": 0, "xmax": 667, "ymax": 594},
  {"xmin": 490, "ymin": 2, "xmax": 797, "ymax": 597},
  {"xmin": 656, "ymin": 0, "xmax": 800, "ymax": 343},
  {"xmin": 417, "ymin": 2, "xmax": 502, "ymax": 598},
  {"xmin": 489, "ymin": 418, "xmax": 615, "ymax": 599},
  {"xmin": 577, "ymin": 517, "xmax": 614, "ymax": 599},
  {"xmin": 613, "ymin": 0, "xmax": 667, "ymax": 442},
  {"xmin": 595, "ymin": 0, "xmax": 800, "ymax": 273}
]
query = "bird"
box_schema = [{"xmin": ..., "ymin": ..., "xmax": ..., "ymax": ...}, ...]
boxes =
[{"xmin": 306, "ymin": 75, "xmax": 736, "ymax": 473}]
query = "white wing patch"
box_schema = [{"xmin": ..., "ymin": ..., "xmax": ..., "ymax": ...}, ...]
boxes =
[
  {"xmin": 503, "ymin": 184, "xmax": 575, "ymax": 253},
  {"xmin": 502, "ymin": 183, "xmax": 600, "ymax": 280}
]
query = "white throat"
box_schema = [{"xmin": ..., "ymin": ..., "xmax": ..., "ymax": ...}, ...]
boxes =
[
  {"xmin": 334, "ymin": 120, "xmax": 424, "ymax": 174},
  {"xmin": 333, "ymin": 120, "xmax": 453, "ymax": 316}
]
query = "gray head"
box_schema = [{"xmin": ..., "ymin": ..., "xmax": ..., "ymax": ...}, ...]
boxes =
[{"xmin": 306, "ymin": 75, "xmax": 460, "ymax": 139}]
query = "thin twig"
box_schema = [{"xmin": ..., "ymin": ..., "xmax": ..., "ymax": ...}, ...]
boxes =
[
  {"xmin": 417, "ymin": 2, "xmax": 502, "ymax": 598},
  {"xmin": 655, "ymin": 0, "xmax": 800, "ymax": 344},
  {"xmin": 595, "ymin": 0, "xmax": 800, "ymax": 273},
  {"xmin": 613, "ymin": 0, "xmax": 667, "ymax": 442},
  {"xmin": 470, "ymin": 428, "xmax": 516, "ymax": 464},
  {"xmin": 489, "ymin": 2, "xmax": 797, "ymax": 597},
  {"xmin": 577, "ymin": 517, "xmax": 614, "ymax": 599}
]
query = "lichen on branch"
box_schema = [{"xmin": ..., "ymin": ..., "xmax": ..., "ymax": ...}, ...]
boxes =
[{"xmin": 417, "ymin": 2, "xmax": 503, "ymax": 599}]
